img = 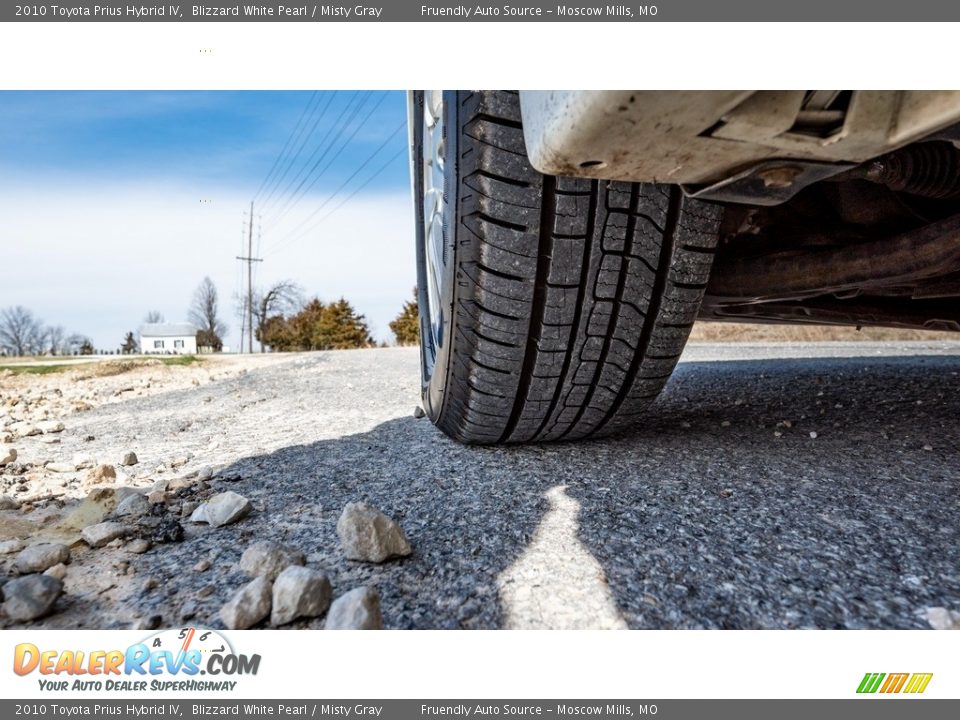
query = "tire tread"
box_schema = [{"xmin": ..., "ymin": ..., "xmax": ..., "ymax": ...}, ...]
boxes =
[{"xmin": 434, "ymin": 91, "xmax": 721, "ymax": 443}]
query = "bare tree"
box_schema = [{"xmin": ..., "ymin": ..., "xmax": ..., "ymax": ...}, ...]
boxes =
[
  {"xmin": 143, "ymin": 311, "xmax": 165, "ymax": 324},
  {"xmin": 188, "ymin": 276, "xmax": 228, "ymax": 351},
  {"xmin": 0, "ymin": 306, "xmax": 45, "ymax": 356},
  {"xmin": 65, "ymin": 334, "xmax": 92, "ymax": 356},
  {"xmin": 231, "ymin": 289, "xmax": 248, "ymax": 352},
  {"xmin": 253, "ymin": 280, "xmax": 303, "ymax": 352},
  {"xmin": 45, "ymin": 325, "xmax": 66, "ymax": 355}
]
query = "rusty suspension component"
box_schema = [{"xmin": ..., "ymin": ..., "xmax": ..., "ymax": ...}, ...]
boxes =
[
  {"xmin": 706, "ymin": 212, "xmax": 960, "ymax": 303},
  {"xmin": 841, "ymin": 141, "xmax": 960, "ymax": 199}
]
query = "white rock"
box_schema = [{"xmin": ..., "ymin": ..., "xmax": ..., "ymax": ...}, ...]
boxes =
[
  {"xmin": 324, "ymin": 586, "xmax": 383, "ymax": 630},
  {"xmin": 37, "ymin": 420, "xmax": 65, "ymax": 434},
  {"xmin": 271, "ymin": 566, "xmax": 332, "ymax": 626},
  {"xmin": 46, "ymin": 462, "xmax": 77, "ymax": 474},
  {"xmin": 0, "ymin": 448, "xmax": 16, "ymax": 466},
  {"xmin": 14, "ymin": 542, "xmax": 70, "ymax": 574},
  {"xmin": 0, "ymin": 539, "xmax": 25, "ymax": 555},
  {"xmin": 44, "ymin": 563, "xmax": 68, "ymax": 580},
  {"xmin": 239, "ymin": 541, "xmax": 306, "ymax": 582},
  {"xmin": 167, "ymin": 477, "xmax": 194, "ymax": 491},
  {"xmin": 125, "ymin": 538, "xmax": 152, "ymax": 554},
  {"xmin": 121, "ymin": 451, "xmax": 139, "ymax": 466},
  {"xmin": 926, "ymin": 607, "xmax": 960, "ymax": 630},
  {"xmin": 81, "ymin": 521, "xmax": 130, "ymax": 548},
  {"xmin": 336, "ymin": 502, "xmax": 412, "ymax": 563},
  {"xmin": 219, "ymin": 577, "xmax": 272, "ymax": 630},
  {"xmin": 9, "ymin": 422, "xmax": 40, "ymax": 438},
  {"xmin": 191, "ymin": 491, "xmax": 251, "ymax": 527},
  {"xmin": 2, "ymin": 575, "xmax": 63, "ymax": 621},
  {"xmin": 115, "ymin": 493, "xmax": 150, "ymax": 517},
  {"xmin": 197, "ymin": 466, "xmax": 213, "ymax": 480},
  {"xmin": 72, "ymin": 454, "xmax": 96, "ymax": 470}
]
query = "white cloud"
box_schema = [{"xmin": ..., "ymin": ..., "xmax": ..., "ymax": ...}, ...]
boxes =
[{"xmin": 0, "ymin": 182, "xmax": 416, "ymax": 349}]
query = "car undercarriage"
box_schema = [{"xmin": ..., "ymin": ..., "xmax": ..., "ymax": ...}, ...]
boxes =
[{"xmin": 519, "ymin": 90, "xmax": 960, "ymax": 334}]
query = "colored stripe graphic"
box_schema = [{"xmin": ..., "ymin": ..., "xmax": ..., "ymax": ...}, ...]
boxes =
[
  {"xmin": 857, "ymin": 672, "xmax": 933, "ymax": 694},
  {"xmin": 880, "ymin": 673, "xmax": 909, "ymax": 693},
  {"xmin": 857, "ymin": 673, "xmax": 885, "ymax": 693},
  {"xmin": 904, "ymin": 673, "xmax": 934, "ymax": 694}
]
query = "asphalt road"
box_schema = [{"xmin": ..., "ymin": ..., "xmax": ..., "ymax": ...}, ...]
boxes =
[{"xmin": 9, "ymin": 342, "xmax": 960, "ymax": 629}]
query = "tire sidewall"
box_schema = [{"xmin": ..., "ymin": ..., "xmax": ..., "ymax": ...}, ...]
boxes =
[{"xmin": 414, "ymin": 90, "xmax": 459, "ymax": 422}]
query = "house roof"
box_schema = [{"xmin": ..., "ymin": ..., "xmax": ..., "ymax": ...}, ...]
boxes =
[{"xmin": 139, "ymin": 323, "xmax": 197, "ymax": 338}]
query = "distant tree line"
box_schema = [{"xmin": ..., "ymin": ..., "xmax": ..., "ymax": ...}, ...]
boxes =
[
  {"xmin": 251, "ymin": 282, "xmax": 420, "ymax": 352},
  {"xmin": 3, "ymin": 281, "xmax": 421, "ymax": 357},
  {"xmin": 0, "ymin": 306, "xmax": 93, "ymax": 357},
  {"xmin": 257, "ymin": 297, "xmax": 373, "ymax": 351}
]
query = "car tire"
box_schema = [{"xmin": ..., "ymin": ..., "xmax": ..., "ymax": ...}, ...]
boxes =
[{"xmin": 413, "ymin": 90, "xmax": 723, "ymax": 444}]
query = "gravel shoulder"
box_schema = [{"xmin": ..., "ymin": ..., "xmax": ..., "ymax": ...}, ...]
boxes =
[{"xmin": 1, "ymin": 343, "xmax": 959, "ymax": 630}]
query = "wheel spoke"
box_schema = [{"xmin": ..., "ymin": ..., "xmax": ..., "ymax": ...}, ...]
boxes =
[{"xmin": 421, "ymin": 91, "xmax": 448, "ymax": 357}]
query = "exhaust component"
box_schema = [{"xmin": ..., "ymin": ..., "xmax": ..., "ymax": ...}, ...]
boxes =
[{"xmin": 706, "ymin": 212, "xmax": 960, "ymax": 302}]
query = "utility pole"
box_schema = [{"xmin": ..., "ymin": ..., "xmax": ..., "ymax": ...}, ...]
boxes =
[{"xmin": 237, "ymin": 200, "xmax": 263, "ymax": 354}]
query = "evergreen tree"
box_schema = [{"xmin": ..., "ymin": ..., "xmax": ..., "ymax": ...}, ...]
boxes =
[
  {"xmin": 257, "ymin": 315, "xmax": 292, "ymax": 351},
  {"xmin": 312, "ymin": 298, "xmax": 373, "ymax": 350},
  {"xmin": 288, "ymin": 299, "xmax": 327, "ymax": 350},
  {"xmin": 389, "ymin": 288, "xmax": 420, "ymax": 346},
  {"xmin": 258, "ymin": 298, "xmax": 372, "ymax": 351},
  {"xmin": 121, "ymin": 331, "xmax": 137, "ymax": 354}
]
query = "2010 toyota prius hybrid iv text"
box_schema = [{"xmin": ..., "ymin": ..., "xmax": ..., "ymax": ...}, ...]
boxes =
[{"xmin": 410, "ymin": 90, "xmax": 960, "ymax": 444}]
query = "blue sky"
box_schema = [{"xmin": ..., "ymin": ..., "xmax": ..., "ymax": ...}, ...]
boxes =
[
  {"xmin": 0, "ymin": 91, "xmax": 409, "ymax": 193},
  {"xmin": 0, "ymin": 91, "xmax": 413, "ymax": 349}
]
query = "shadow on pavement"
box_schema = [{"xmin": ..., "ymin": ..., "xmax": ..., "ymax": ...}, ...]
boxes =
[{"xmin": 131, "ymin": 354, "xmax": 960, "ymax": 630}]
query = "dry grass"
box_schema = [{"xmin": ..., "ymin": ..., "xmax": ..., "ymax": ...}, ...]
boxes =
[
  {"xmin": 0, "ymin": 364, "xmax": 79, "ymax": 376},
  {"xmin": 76, "ymin": 356, "xmax": 200, "ymax": 378},
  {"xmin": 0, "ymin": 356, "xmax": 203, "ymax": 379},
  {"xmin": 689, "ymin": 322, "xmax": 957, "ymax": 343}
]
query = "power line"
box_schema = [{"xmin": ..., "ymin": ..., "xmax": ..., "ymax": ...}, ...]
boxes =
[
  {"xmin": 264, "ymin": 142, "xmax": 407, "ymax": 259},
  {"xmin": 263, "ymin": 119, "xmax": 406, "ymax": 256},
  {"xmin": 257, "ymin": 92, "xmax": 339, "ymax": 214},
  {"xmin": 252, "ymin": 91, "xmax": 318, "ymax": 204},
  {"xmin": 264, "ymin": 91, "xmax": 389, "ymax": 228},
  {"xmin": 260, "ymin": 91, "xmax": 368, "ymax": 220}
]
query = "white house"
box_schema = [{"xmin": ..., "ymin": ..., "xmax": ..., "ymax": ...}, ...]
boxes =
[{"xmin": 139, "ymin": 323, "xmax": 197, "ymax": 355}]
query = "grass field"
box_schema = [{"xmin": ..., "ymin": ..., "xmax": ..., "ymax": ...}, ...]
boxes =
[
  {"xmin": 0, "ymin": 363, "xmax": 76, "ymax": 376},
  {"xmin": 0, "ymin": 355, "xmax": 201, "ymax": 375}
]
